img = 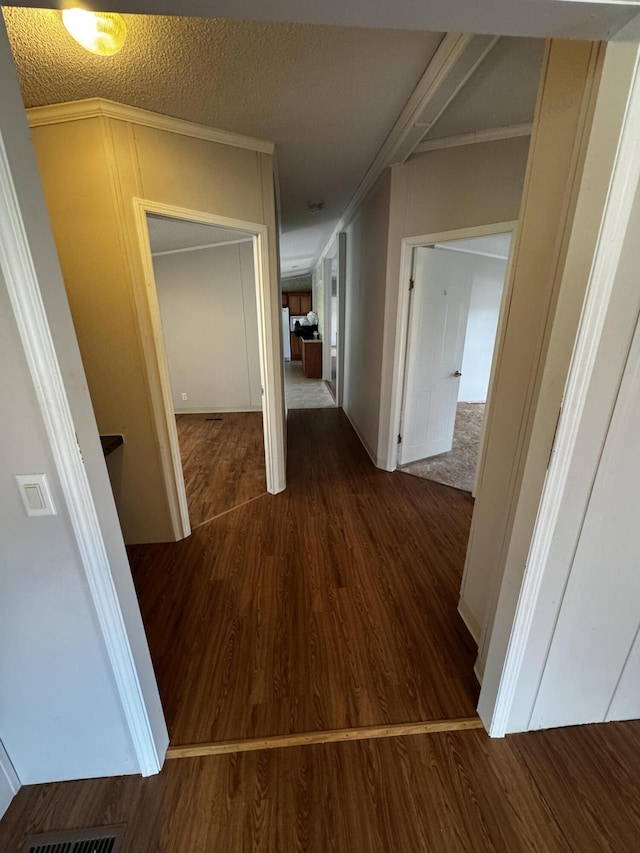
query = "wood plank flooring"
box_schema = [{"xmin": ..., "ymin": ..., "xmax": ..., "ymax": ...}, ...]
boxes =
[
  {"xmin": 3, "ymin": 722, "xmax": 640, "ymax": 851},
  {"xmin": 175, "ymin": 412, "xmax": 266, "ymax": 528},
  {"xmin": 129, "ymin": 408, "xmax": 478, "ymax": 746}
]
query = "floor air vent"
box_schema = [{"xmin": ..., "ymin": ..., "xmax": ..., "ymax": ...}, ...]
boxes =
[{"xmin": 23, "ymin": 824, "xmax": 126, "ymax": 853}]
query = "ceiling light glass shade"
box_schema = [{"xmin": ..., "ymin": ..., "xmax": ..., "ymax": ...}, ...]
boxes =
[{"xmin": 61, "ymin": 9, "xmax": 127, "ymax": 57}]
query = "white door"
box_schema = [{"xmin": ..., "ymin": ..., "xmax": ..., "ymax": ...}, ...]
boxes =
[{"xmin": 399, "ymin": 247, "xmax": 472, "ymax": 465}]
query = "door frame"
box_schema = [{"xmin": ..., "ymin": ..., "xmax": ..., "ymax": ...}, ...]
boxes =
[
  {"xmin": 132, "ymin": 199, "xmax": 282, "ymax": 540},
  {"xmin": 0, "ymin": 739, "xmax": 20, "ymax": 820},
  {"xmin": 389, "ymin": 221, "xmax": 518, "ymax": 478}
]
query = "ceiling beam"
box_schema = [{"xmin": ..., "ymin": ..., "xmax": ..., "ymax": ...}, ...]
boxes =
[
  {"xmin": 314, "ymin": 32, "xmax": 498, "ymax": 268},
  {"xmin": 414, "ymin": 122, "xmax": 533, "ymax": 154}
]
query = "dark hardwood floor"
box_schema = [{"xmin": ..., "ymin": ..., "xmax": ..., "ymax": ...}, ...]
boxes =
[
  {"xmin": 3, "ymin": 722, "xmax": 640, "ymax": 851},
  {"xmin": 129, "ymin": 408, "xmax": 479, "ymax": 745},
  {"xmin": 175, "ymin": 412, "xmax": 266, "ymax": 528}
]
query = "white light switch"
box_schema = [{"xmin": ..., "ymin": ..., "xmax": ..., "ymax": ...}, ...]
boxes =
[{"xmin": 15, "ymin": 474, "xmax": 57, "ymax": 517}]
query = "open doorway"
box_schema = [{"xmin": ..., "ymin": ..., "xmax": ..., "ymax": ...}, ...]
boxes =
[
  {"xmin": 398, "ymin": 230, "xmax": 513, "ymax": 494},
  {"xmin": 144, "ymin": 214, "xmax": 267, "ymax": 529},
  {"xmin": 281, "ymin": 273, "xmax": 335, "ymax": 408}
]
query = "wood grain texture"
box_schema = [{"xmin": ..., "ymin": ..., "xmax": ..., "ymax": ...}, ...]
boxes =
[
  {"xmin": 129, "ymin": 408, "xmax": 479, "ymax": 745},
  {"xmin": 0, "ymin": 727, "xmax": 605, "ymax": 852},
  {"xmin": 166, "ymin": 717, "xmax": 484, "ymax": 758},
  {"xmin": 513, "ymin": 721, "xmax": 640, "ymax": 853},
  {"xmin": 175, "ymin": 412, "xmax": 266, "ymax": 528}
]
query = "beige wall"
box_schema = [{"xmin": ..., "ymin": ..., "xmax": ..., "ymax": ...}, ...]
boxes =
[
  {"xmin": 154, "ymin": 241, "xmax": 262, "ymax": 412},
  {"xmin": 460, "ymin": 40, "xmax": 605, "ymax": 685},
  {"xmin": 31, "ymin": 110, "xmax": 280, "ymax": 544},
  {"xmin": 342, "ymin": 170, "xmax": 392, "ymax": 461},
  {"xmin": 377, "ymin": 136, "xmax": 530, "ymax": 467}
]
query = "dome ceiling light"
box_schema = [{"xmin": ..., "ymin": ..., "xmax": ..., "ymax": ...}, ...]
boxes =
[{"xmin": 61, "ymin": 8, "xmax": 127, "ymax": 57}]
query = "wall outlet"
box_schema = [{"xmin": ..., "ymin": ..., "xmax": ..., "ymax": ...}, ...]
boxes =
[{"xmin": 181, "ymin": 392, "xmax": 188, "ymax": 401}]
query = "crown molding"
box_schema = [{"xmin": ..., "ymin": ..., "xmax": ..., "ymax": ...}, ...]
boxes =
[
  {"xmin": 414, "ymin": 122, "xmax": 533, "ymax": 154},
  {"xmin": 26, "ymin": 98, "xmax": 275, "ymax": 155}
]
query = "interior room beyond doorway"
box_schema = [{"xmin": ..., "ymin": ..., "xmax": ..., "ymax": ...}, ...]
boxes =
[
  {"xmin": 147, "ymin": 214, "xmax": 267, "ymax": 527},
  {"xmin": 281, "ymin": 274, "xmax": 335, "ymax": 409},
  {"xmin": 399, "ymin": 231, "xmax": 512, "ymax": 494}
]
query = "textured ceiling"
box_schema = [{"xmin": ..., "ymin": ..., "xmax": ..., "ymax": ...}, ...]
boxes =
[
  {"xmin": 425, "ymin": 37, "xmax": 544, "ymax": 140},
  {"xmin": 3, "ymin": 8, "xmax": 443, "ymax": 275},
  {"xmin": 147, "ymin": 215, "xmax": 252, "ymax": 254}
]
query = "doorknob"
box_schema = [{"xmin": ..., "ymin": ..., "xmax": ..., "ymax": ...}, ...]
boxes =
[{"xmin": 454, "ymin": 370, "xmax": 462, "ymax": 377}]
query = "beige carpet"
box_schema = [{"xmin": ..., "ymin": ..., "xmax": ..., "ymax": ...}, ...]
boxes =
[{"xmin": 399, "ymin": 402, "xmax": 485, "ymax": 493}]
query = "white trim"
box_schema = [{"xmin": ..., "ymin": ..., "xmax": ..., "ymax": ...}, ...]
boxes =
[
  {"xmin": 151, "ymin": 237, "xmax": 253, "ymax": 257},
  {"xmin": 315, "ymin": 34, "xmax": 498, "ymax": 267},
  {"xmin": 0, "ymin": 739, "xmax": 19, "ymax": 820},
  {"xmin": 414, "ymin": 123, "xmax": 533, "ymax": 155},
  {"xmin": 343, "ymin": 407, "xmax": 383, "ymax": 469},
  {"xmin": 175, "ymin": 406, "xmax": 263, "ymax": 414},
  {"xmin": 0, "ymin": 119, "xmax": 162, "ymax": 777},
  {"xmin": 322, "ymin": 256, "xmax": 333, "ymax": 381},
  {"xmin": 385, "ymin": 221, "xmax": 518, "ymax": 473},
  {"xmin": 488, "ymin": 35, "xmax": 640, "ymax": 739},
  {"xmin": 433, "ymin": 244, "xmax": 510, "ymax": 261},
  {"xmin": 336, "ymin": 232, "xmax": 347, "ymax": 407},
  {"xmin": 0, "ymin": 740, "xmax": 19, "ymax": 796},
  {"xmin": 458, "ymin": 599, "xmax": 481, "ymax": 646},
  {"xmin": 27, "ymin": 98, "xmax": 274, "ymax": 155},
  {"xmin": 133, "ymin": 200, "xmax": 283, "ymax": 514}
]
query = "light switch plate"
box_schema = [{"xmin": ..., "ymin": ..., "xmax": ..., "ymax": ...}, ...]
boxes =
[{"xmin": 15, "ymin": 474, "xmax": 57, "ymax": 517}]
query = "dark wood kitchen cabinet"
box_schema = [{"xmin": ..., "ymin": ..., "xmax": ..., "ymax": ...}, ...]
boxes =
[{"xmin": 282, "ymin": 290, "xmax": 313, "ymax": 360}]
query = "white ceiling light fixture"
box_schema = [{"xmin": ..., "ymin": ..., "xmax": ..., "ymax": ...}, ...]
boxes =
[
  {"xmin": 307, "ymin": 200, "xmax": 325, "ymax": 216},
  {"xmin": 61, "ymin": 8, "xmax": 127, "ymax": 57}
]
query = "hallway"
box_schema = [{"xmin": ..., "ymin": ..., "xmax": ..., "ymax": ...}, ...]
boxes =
[
  {"xmin": 284, "ymin": 360, "xmax": 335, "ymax": 408},
  {"xmin": 128, "ymin": 408, "xmax": 478, "ymax": 746},
  {"xmin": 5, "ymin": 410, "xmax": 640, "ymax": 852}
]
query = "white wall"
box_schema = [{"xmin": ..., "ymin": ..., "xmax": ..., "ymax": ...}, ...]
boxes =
[
  {"xmin": 154, "ymin": 241, "xmax": 262, "ymax": 412},
  {"xmin": 531, "ymin": 308, "xmax": 640, "ymax": 728},
  {"xmin": 377, "ymin": 136, "xmax": 529, "ymax": 469},
  {"xmin": 0, "ymin": 18, "xmax": 167, "ymax": 792},
  {"xmin": 342, "ymin": 171, "xmax": 392, "ymax": 463},
  {"xmin": 458, "ymin": 254, "xmax": 508, "ymax": 402},
  {"xmin": 0, "ymin": 269, "xmax": 140, "ymax": 785},
  {"xmin": 504, "ymin": 169, "xmax": 640, "ymax": 733}
]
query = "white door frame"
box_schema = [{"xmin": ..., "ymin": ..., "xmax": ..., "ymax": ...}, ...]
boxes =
[
  {"xmin": 0, "ymin": 739, "xmax": 20, "ymax": 820},
  {"xmin": 133, "ymin": 199, "xmax": 283, "ymax": 540},
  {"xmin": 484, "ymin": 24, "xmax": 640, "ymax": 737},
  {"xmin": 322, "ymin": 255, "xmax": 333, "ymax": 381},
  {"xmin": 0, "ymin": 62, "xmax": 165, "ymax": 775},
  {"xmin": 336, "ymin": 232, "xmax": 347, "ymax": 407},
  {"xmin": 388, "ymin": 221, "xmax": 518, "ymax": 475}
]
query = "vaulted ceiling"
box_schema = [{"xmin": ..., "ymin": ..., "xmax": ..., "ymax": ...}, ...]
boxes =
[{"xmin": 3, "ymin": 8, "xmax": 545, "ymax": 276}]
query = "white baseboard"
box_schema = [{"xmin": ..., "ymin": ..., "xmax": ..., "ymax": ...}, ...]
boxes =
[
  {"xmin": 0, "ymin": 740, "xmax": 20, "ymax": 820},
  {"xmin": 174, "ymin": 406, "xmax": 263, "ymax": 414},
  {"xmin": 342, "ymin": 407, "xmax": 378, "ymax": 467},
  {"xmin": 458, "ymin": 597, "xmax": 481, "ymax": 645}
]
